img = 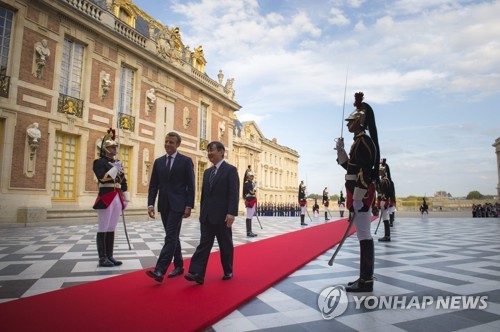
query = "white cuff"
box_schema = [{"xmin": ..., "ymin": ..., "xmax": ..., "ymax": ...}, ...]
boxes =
[
  {"xmin": 107, "ymin": 166, "xmax": 118, "ymax": 179},
  {"xmin": 353, "ymin": 187, "xmax": 367, "ymax": 200},
  {"xmin": 123, "ymin": 191, "xmax": 130, "ymax": 201}
]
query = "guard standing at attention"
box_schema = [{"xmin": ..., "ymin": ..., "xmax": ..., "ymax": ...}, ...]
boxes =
[
  {"xmin": 93, "ymin": 128, "xmax": 129, "ymax": 267},
  {"xmin": 335, "ymin": 92, "xmax": 380, "ymax": 292},
  {"xmin": 322, "ymin": 187, "xmax": 330, "ymax": 221}
]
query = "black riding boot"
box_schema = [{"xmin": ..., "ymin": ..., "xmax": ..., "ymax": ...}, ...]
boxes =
[
  {"xmin": 325, "ymin": 212, "xmax": 329, "ymax": 221},
  {"xmin": 97, "ymin": 232, "xmax": 113, "ymax": 267},
  {"xmin": 340, "ymin": 211, "xmax": 344, "ymax": 217},
  {"xmin": 300, "ymin": 214, "xmax": 307, "ymax": 226},
  {"xmin": 105, "ymin": 232, "xmax": 122, "ymax": 266},
  {"xmin": 246, "ymin": 219, "xmax": 257, "ymax": 237},
  {"xmin": 390, "ymin": 212, "xmax": 395, "ymax": 227},
  {"xmin": 346, "ymin": 239, "xmax": 374, "ymax": 292},
  {"xmin": 378, "ymin": 221, "xmax": 391, "ymax": 242}
]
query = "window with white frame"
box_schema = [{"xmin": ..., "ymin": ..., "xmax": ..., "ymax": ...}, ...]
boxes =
[
  {"xmin": 119, "ymin": 65, "xmax": 135, "ymax": 115},
  {"xmin": 59, "ymin": 38, "xmax": 84, "ymax": 98}
]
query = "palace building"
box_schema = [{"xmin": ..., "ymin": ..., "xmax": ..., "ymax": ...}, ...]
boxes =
[{"xmin": 0, "ymin": 0, "xmax": 299, "ymax": 225}]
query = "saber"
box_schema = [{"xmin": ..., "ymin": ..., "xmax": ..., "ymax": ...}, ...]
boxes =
[
  {"xmin": 374, "ymin": 211, "xmax": 384, "ymax": 234},
  {"xmin": 340, "ymin": 66, "xmax": 349, "ymax": 139},
  {"xmin": 328, "ymin": 211, "xmax": 355, "ymax": 266},
  {"xmin": 116, "ymin": 116, "xmax": 132, "ymax": 250},
  {"xmin": 254, "ymin": 210, "xmax": 263, "ymax": 230},
  {"xmin": 253, "ymin": 202, "xmax": 263, "ymax": 229}
]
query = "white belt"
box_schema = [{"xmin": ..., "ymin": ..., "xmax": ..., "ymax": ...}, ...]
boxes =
[
  {"xmin": 345, "ymin": 174, "xmax": 357, "ymax": 181},
  {"xmin": 99, "ymin": 183, "xmax": 121, "ymax": 188}
]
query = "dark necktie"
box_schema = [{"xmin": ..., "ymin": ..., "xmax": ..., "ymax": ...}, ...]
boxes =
[
  {"xmin": 209, "ymin": 167, "xmax": 216, "ymax": 188},
  {"xmin": 166, "ymin": 155, "xmax": 172, "ymax": 176}
]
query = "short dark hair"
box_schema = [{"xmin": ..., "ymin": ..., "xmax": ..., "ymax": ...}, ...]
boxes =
[
  {"xmin": 166, "ymin": 132, "xmax": 181, "ymax": 145},
  {"xmin": 207, "ymin": 141, "xmax": 225, "ymax": 152}
]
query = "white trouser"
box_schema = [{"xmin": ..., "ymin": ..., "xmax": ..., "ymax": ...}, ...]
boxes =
[
  {"xmin": 97, "ymin": 194, "xmax": 121, "ymax": 232},
  {"xmin": 300, "ymin": 205, "xmax": 306, "ymax": 215},
  {"xmin": 246, "ymin": 206, "xmax": 256, "ymax": 219},
  {"xmin": 353, "ymin": 210, "xmax": 373, "ymax": 241}
]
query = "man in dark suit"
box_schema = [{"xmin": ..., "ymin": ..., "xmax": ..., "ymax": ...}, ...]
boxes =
[
  {"xmin": 145, "ymin": 132, "xmax": 195, "ymax": 283},
  {"xmin": 185, "ymin": 141, "xmax": 239, "ymax": 285}
]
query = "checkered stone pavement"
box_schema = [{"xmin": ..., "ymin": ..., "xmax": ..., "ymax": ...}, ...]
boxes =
[{"xmin": 1, "ymin": 215, "xmax": 500, "ymax": 331}]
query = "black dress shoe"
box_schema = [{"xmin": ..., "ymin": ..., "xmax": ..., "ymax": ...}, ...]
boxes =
[
  {"xmin": 168, "ymin": 267, "xmax": 184, "ymax": 278},
  {"xmin": 145, "ymin": 270, "xmax": 164, "ymax": 283},
  {"xmin": 184, "ymin": 273, "xmax": 204, "ymax": 285},
  {"xmin": 222, "ymin": 273, "xmax": 233, "ymax": 280}
]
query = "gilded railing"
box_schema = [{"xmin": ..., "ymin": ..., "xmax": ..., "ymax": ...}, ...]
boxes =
[
  {"xmin": 57, "ymin": 93, "xmax": 84, "ymax": 118},
  {"xmin": 119, "ymin": 112, "xmax": 135, "ymax": 132},
  {"xmin": 199, "ymin": 138, "xmax": 209, "ymax": 151}
]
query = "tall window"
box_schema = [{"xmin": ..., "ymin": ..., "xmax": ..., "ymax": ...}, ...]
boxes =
[
  {"xmin": 51, "ymin": 132, "xmax": 78, "ymax": 200},
  {"xmin": 119, "ymin": 66, "xmax": 134, "ymax": 115},
  {"xmin": 199, "ymin": 103, "xmax": 207, "ymax": 139},
  {"xmin": 0, "ymin": 6, "xmax": 13, "ymax": 75},
  {"xmin": 59, "ymin": 38, "xmax": 84, "ymax": 98}
]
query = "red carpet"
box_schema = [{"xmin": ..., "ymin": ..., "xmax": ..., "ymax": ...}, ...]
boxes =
[{"xmin": 0, "ymin": 217, "xmax": 376, "ymax": 331}]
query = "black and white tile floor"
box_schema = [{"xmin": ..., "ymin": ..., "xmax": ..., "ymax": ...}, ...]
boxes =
[{"xmin": 1, "ymin": 215, "xmax": 499, "ymax": 331}]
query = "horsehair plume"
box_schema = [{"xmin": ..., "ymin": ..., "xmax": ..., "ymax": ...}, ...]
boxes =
[
  {"xmin": 354, "ymin": 91, "xmax": 364, "ymax": 108},
  {"xmin": 107, "ymin": 127, "xmax": 116, "ymax": 140}
]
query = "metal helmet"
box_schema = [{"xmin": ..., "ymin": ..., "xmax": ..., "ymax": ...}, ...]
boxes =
[
  {"xmin": 345, "ymin": 91, "xmax": 367, "ymax": 127},
  {"xmin": 99, "ymin": 128, "xmax": 117, "ymax": 157},
  {"xmin": 345, "ymin": 108, "xmax": 367, "ymax": 127}
]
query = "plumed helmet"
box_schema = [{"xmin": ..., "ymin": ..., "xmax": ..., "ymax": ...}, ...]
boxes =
[
  {"xmin": 345, "ymin": 92, "xmax": 367, "ymax": 127},
  {"xmin": 99, "ymin": 128, "xmax": 117, "ymax": 157}
]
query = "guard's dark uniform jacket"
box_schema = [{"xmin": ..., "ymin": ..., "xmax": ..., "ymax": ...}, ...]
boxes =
[
  {"xmin": 322, "ymin": 191, "xmax": 329, "ymax": 207},
  {"xmin": 339, "ymin": 131, "xmax": 377, "ymax": 212},
  {"xmin": 298, "ymin": 186, "xmax": 307, "ymax": 206},
  {"xmin": 92, "ymin": 157, "xmax": 127, "ymax": 209},
  {"xmin": 378, "ymin": 175, "xmax": 393, "ymax": 209},
  {"xmin": 243, "ymin": 181, "xmax": 257, "ymax": 208}
]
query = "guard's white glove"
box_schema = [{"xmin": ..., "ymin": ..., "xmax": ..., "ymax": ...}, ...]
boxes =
[
  {"xmin": 334, "ymin": 137, "xmax": 344, "ymax": 150},
  {"xmin": 353, "ymin": 200, "xmax": 363, "ymax": 212},
  {"xmin": 337, "ymin": 148, "xmax": 348, "ymax": 164},
  {"xmin": 114, "ymin": 160, "xmax": 123, "ymax": 173}
]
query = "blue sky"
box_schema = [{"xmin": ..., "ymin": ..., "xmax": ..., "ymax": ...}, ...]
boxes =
[{"xmin": 133, "ymin": 0, "xmax": 500, "ymax": 197}]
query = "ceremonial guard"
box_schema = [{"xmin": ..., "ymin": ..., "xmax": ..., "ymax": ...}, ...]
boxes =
[
  {"xmin": 92, "ymin": 128, "xmax": 129, "ymax": 267},
  {"xmin": 336, "ymin": 92, "xmax": 380, "ymax": 292},
  {"xmin": 312, "ymin": 198, "xmax": 320, "ymax": 218},
  {"xmin": 243, "ymin": 171, "xmax": 258, "ymax": 237},
  {"xmin": 322, "ymin": 187, "xmax": 330, "ymax": 221},
  {"xmin": 377, "ymin": 163, "xmax": 394, "ymax": 242},
  {"xmin": 298, "ymin": 181, "xmax": 307, "ymax": 225},
  {"xmin": 338, "ymin": 191, "xmax": 346, "ymax": 217},
  {"xmin": 381, "ymin": 158, "xmax": 396, "ymax": 226}
]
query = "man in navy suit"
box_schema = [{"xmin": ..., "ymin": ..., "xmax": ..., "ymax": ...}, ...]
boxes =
[
  {"xmin": 185, "ymin": 141, "xmax": 240, "ymax": 285},
  {"xmin": 145, "ymin": 132, "xmax": 195, "ymax": 283}
]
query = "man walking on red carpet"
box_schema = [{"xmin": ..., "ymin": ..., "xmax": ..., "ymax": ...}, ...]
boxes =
[
  {"xmin": 185, "ymin": 141, "xmax": 240, "ymax": 285},
  {"xmin": 145, "ymin": 132, "xmax": 195, "ymax": 283},
  {"xmin": 335, "ymin": 92, "xmax": 380, "ymax": 292}
]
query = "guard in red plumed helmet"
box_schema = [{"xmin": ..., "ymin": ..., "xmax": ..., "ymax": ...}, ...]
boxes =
[
  {"xmin": 93, "ymin": 128, "xmax": 129, "ymax": 267},
  {"xmin": 335, "ymin": 92, "xmax": 380, "ymax": 292}
]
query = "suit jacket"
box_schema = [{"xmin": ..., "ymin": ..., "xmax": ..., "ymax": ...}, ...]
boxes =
[
  {"xmin": 200, "ymin": 160, "xmax": 239, "ymax": 224},
  {"xmin": 148, "ymin": 152, "xmax": 195, "ymax": 213}
]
